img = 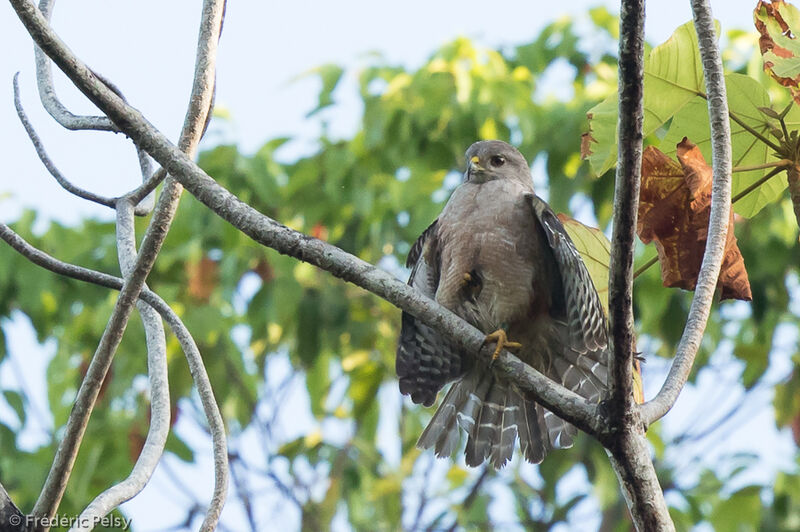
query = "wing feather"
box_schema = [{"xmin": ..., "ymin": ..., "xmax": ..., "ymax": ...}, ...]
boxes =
[
  {"xmin": 527, "ymin": 194, "xmax": 609, "ymax": 355},
  {"xmin": 396, "ymin": 220, "xmax": 465, "ymax": 406}
]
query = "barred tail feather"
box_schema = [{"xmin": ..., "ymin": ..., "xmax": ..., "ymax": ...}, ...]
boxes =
[
  {"xmin": 464, "ymin": 377, "xmax": 504, "ymax": 467},
  {"xmin": 515, "ymin": 389, "xmax": 548, "ymax": 464},
  {"xmin": 539, "ymin": 345, "xmax": 609, "ymax": 450},
  {"xmin": 418, "ymin": 370, "xmax": 555, "ymax": 468},
  {"xmin": 416, "ymin": 371, "xmax": 476, "ymax": 458},
  {"xmin": 417, "ymin": 342, "xmax": 609, "ymax": 467}
]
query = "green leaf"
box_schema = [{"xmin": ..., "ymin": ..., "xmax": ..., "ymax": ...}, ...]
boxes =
[
  {"xmin": 587, "ymin": 20, "xmax": 714, "ymax": 175},
  {"xmin": 661, "ymin": 73, "xmax": 780, "ymax": 217},
  {"xmin": 709, "ymin": 486, "xmax": 763, "ymax": 532},
  {"xmin": 306, "ymin": 352, "xmax": 331, "ymax": 419},
  {"xmin": 307, "ymin": 64, "xmax": 345, "ymax": 115}
]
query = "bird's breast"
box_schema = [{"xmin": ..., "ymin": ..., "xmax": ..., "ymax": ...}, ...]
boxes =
[{"xmin": 435, "ymin": 180, "xmax": 545, "ymax": 330}]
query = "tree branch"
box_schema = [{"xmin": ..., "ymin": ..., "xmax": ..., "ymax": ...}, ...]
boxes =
[
  {"xmin": 73, "ymin": 200, "xmax": 171, "ymax": 530},
  {"xmin": 640, "ymin": 0, "xmax": 733, "ymax": 426},
  {"xmin": 13, "ymin": 73, "xmax": 117, "ymax": 209},
  {"xmin": 602, "ymin": 2, "xmax": 674, "ymax": 530},
  {"xmin": 30, "ymin": 0, "xmax": 156, "ymax": 216},
  {"xmin": 0, "ymin": 222, "xmax": 228, "ymax": 530},
  {"xmin": 8, "ymin": 0, "xmax": 602, "ymax": 437},
  {"xmin": 608, "ymin": 0, "xmax": 644, "ymax": 415},
  {"xmin": 33, "ymin": 0, "xmax": 117, "ymax": 132},
  {"xmin": 0, "ymin": 481, "xmax": 26, "ymax": 532},
  {"xmin": 24, "ymin": 0, "xmax": 226, "ymax": 521}
]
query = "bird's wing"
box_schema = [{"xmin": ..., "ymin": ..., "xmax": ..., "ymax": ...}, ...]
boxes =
[
  {"xmin": 527, "ymin": 194, "xmax": 608, "ymax": 355},
  {"xmin": 396, "ymin": 220, "xmax": 466, "ymax": 407}
]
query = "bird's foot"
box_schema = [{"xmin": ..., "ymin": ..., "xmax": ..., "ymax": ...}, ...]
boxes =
[
  {"xmin": 461, "ymin": 270, "xmax": 480, "ymax": 288},
  {"xmin": 484, "ymin": 329, "xmax": 522, "ymax": 362}
]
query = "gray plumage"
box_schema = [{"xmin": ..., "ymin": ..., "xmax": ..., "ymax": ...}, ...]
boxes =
[{"xmin": 396, "ymin": 140, "xmax": 609, "ymax": 468}]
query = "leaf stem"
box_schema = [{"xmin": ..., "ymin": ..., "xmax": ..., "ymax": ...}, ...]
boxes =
[
  {"xmin": 695, "ymin": 89, "xmax": 783, "ymax": 152},
  {"xmin": 727, "ymin": 110, "xmax": 783, "ymax": 152},
  {"xmin": 730, "ymin": 165, "xmax": 787, "ymax": 203},
  {"xmin": 732, "ymin": 159, "xmax": 792, "ymax": 173},
  {"xmin": 634, "ymin": 256, "xmax": 658, "ymax": 278}
]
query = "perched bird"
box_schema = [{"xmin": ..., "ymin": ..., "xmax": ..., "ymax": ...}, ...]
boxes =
[{"xmin": 396, "ymin": 140, "xmax": 609, "ymax": 468}]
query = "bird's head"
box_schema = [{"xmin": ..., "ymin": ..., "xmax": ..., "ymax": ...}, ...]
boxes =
[{"xmin": 464, "ymin": 140, "xmax": 531, "ymax": 186}]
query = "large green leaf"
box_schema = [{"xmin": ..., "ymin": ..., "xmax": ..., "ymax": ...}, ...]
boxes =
[
  {"xmin": 662, "ymin": 73, "xmax": 780, "ymax": 217},
  {"xmin": 587, "ymin": 20, "xmax": 713, "ymax": 175}
]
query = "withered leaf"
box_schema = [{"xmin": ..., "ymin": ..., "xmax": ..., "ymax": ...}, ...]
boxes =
[
  {"xmin": 637, "ymin": 139, "xmax": 752, "ymax": 301},
  {"xmin": 580, "ymin": 131, "xmax": 596, "ymax": 159},
  {"xmin": 755, "ymin": 0, "xmax": 800, "ymax": 104},
  {"xmin": 186, "ymin": 255, "xmax": 219, "ymax": 302}
]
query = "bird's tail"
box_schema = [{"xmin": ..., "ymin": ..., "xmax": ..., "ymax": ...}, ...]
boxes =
[{"xmin": 417, "ymin": 368, "xmax": 569, "ymax": 468}]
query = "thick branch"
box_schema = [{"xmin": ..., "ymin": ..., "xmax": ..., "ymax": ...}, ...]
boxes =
[
  {"xmin": 640, "ymin": 0, "xmax": 733, "ymax": 426},
  {"xmin": 608, "ymin": 0, "xmax": 644, "ymax": 413},
  {"xmin": 0, "ymin": 222, "xmax": 228, "ymax": 529},
  {"xmin": 604, "ymin": 2, "xmax": 674, "ymax": 530},
  {"xmin": 8, "ymin": 0, "xmax": 602, "ymax": 436}
]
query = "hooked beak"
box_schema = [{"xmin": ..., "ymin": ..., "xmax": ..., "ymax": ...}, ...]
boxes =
[
  {"xmin": 467, "ymin": 155, "xmax": 486, "ymax": 181},
  {"xmin": 469, "ymin": 155, "xmax": 485, "ymax": 172}
]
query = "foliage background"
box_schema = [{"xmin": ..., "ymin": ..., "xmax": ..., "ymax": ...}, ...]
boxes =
[{"xmin": 1, "ymin": 3, "xmax": 798, "ymax": 531}]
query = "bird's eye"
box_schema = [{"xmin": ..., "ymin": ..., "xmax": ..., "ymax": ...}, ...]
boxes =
[{"xmin": 490, "ymin": 155, "xmax": 505, "ymax": 167}]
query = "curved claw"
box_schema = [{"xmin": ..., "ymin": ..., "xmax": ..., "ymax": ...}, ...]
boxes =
[{"xmin": 484, "ymin": 329, "xmax": 522, "ymax": 361}]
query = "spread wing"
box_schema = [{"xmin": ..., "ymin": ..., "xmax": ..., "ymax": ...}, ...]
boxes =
[
  {"xmin": 527, "ymin": 194, "xmax": 608, "ymax": 355},
  {"xmin": 396, "ymin": 220, "xmax": 466, "ymax": 407}
]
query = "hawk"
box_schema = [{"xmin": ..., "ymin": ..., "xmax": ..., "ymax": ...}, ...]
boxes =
[{"xmin": 396, "ymin": 140, "xmax": 609, "ymax": 468}]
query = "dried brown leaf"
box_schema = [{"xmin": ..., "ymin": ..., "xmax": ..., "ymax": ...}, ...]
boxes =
[
  {"xmin": 637, "ymin": 139, "xmax": 752, "ymax": 301},
  {"xmin": 755, "ymin": 0, "xmax": 800, "ymax": 104}
]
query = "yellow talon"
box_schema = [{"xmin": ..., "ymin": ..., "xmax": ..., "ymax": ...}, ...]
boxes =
[
  {"xmin": 462, "ymin": 272, "xmax": 472, "ymax": 284},
  {"xmin": 484, "ymin": 329, "xmax": 522, "ymax": 361}
]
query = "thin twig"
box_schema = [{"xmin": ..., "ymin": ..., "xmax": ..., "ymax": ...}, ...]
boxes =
[
  {"xmin": 13, "ymin": 73, "xmax": 117, "ymax": 209},
  {"xmin": 633, "ymin": 256, "xmax": 658, "ymax": 279},
  {"xmin": 728, "ymin": 111, "xmax": 782, "ymax": 153},
  {"xmin": 0, "ymin": 221, "xmax": 228, "ymax": 529},
  {"xmin": 34, "ymin": 0, "xmax": 118, "ymax": 132},
  {"xmin": 444, "ymin": 468, "xmax": 490, "ymax": 532},
  {"xmin": 131, "ymin": 148, "xmax": 156, "ymax": 216},
  {"xmin": 730, "ymin": 165, "xmax": 786, "ymax": 203},
  {"xmin": 126, "ymin": 167, "xmax": 166, "ymax": 208},
  {"xmin": 229, "ymin": 453, "xmax": 258, "ymax": 532},
  {"xmin": 17, "ymin": 70, "xmax": 164, "ymax": 217},
  {"xmin": 640, "ymin": 0, "xmax": 734, "ymax": 426},
  {"xmin": 731, "ymin": 159, "xmax": 791, "ymax": 173}
]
